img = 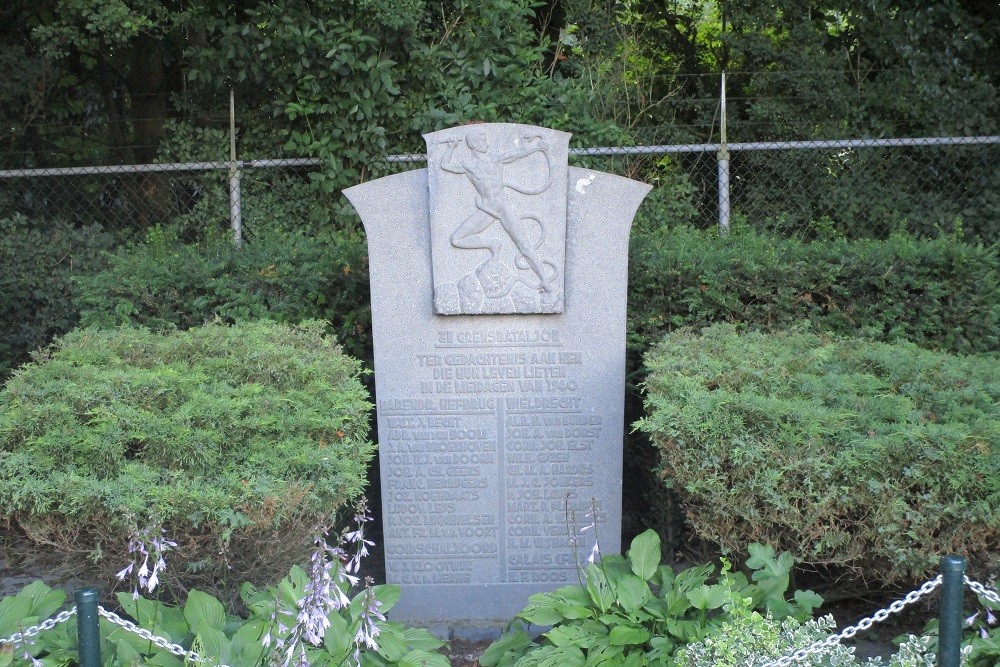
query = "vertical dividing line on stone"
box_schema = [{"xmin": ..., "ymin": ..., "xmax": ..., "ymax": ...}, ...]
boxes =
[
  {"xmin": 717, "ymin": 70, "xmax": 731, "ymax": 236},
  {"xmin": 496, "ymin": 400, "xmax": 507, "ymax": 581},
  {"xmin": 228, "ymin": 88, "xmax": 243, "ymax": 246},
  {"xmin": 74, "ymin": 589, "xmax": 102, "ymax": 667},
  {"xmin": 938, "ymin": 555, "xmax": 967, "ymax": 667}
]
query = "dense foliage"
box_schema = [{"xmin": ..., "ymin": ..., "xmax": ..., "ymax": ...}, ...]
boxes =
[
  {"xmin": 0, "ymin": 214, "xmax": 113, "ymax": 381},
  {"xmin": 638, "ymin": 324, "xmax": 1000, "ymax": 585},
  {"xmin": 628, "ymin": 225, "xmax": 1000, "ymax": 360},
  {"xmin": 1, "ymin": 0, "xmax": 996, "ymax": 241},
  {"xmin": 76, "ymin": 227, "xmax": 372, "ymax": 363},
  {"xmin": 481, "ymin": 531, "xmax": 822, "ymax": 666},
  {"xmin": 0, "ymin": 321, "xmax": 373, "ymax": 605},
  {"xmin": 0, "ymin": 575, "xmax": 447, "ymax": 667}
]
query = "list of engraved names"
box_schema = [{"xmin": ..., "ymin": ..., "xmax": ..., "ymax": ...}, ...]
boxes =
[{"xmin": 382, "ymin": 328, "xmax": 603, "ymax": 585}]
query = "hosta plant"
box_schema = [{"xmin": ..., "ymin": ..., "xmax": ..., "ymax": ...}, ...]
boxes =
[
  {"xmin": 480, "ymin": 531, "xmax": 821, "ymax": 667},
  {"xmin": 0, "ymin": 573, "xmax": 447, "ymax": 667}
]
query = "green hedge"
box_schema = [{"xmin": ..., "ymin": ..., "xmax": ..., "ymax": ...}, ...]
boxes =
[
  {"xmin": 75, "ymin": 227, "xmax": 372, "ymax": 363},
  {"xmin": 638, "ymin": 324, "xmax": 1000, "ymax": 585},
  {"xmin": 0, "ymin": 214, "xmax": 113, "ymax": 380},
  {"xmin": 0, "ymin": 321, "xmax": 373, "ymax": 607},
  {"xmin": 628, "ymin": 226, "xmax": 1000, "ymax": 359}
]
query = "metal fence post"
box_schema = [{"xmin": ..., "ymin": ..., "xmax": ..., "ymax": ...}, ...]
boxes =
[
  {"xmin": 938, "ymin": 555, "xmax": 967, "ymax": 667},
  {"xmin": 229, "ymin": 88, "xmax": 243, "ymax": 245},
  {"xmin": 717, "ymin": 71, "xmax": 731, "ymax": 236},
  {"xmin": 74, "ymin": 588, "xmax": 102, "ymax": 667}
]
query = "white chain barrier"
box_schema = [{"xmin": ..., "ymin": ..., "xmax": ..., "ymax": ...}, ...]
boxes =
[
  {"xmin": 965, "ymin": 576, "xmax": 1000, "ymax": 608},
  {"xmin": 97, "ymin": 607, "xmax": 233, "ymax": 667},
  {"xmin": 3, "ymin": 574, "xmax": 997, "ymax": 667},
  {"xmin": 0, "ymin": 608, "xmax": 78, "ymax": 647},
  {"xmin": 759, "ymin": 575, "xmax": 944, "ymax": 667}
]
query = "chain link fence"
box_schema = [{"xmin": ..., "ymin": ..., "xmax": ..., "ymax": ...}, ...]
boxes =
[{"xmin": 1, "ymin": 134, "xmax": 997, "ymax": 245}]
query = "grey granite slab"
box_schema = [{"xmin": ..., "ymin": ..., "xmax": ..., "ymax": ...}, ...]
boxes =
[{"xmin": 344, "ymin": 130, "xmax": 650, "ymax": 625}]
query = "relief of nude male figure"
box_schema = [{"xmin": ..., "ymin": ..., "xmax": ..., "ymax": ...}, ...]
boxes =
[{"xmin": 438, "ymin": 129, "xmax": 558, "ymax": 292}]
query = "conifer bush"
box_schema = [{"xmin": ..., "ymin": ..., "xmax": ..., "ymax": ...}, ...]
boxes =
[
  {"xmin": 75, "ymin": 226, "xmax": 372, "ymax": 364},
  {"xmin": 628, "ymin": 226, "xmax": 1000, "ymax": 358},
  {"xmin": 638, "ymin": 324, "xmax": 1000, "ymax": 586},
  {"xmin": 0, "ymin": 321, "xmax": 373, "ymax": 606},
  {"xmin": 0, "ymin": 214, "xmax": 113, "ymax": 381}
]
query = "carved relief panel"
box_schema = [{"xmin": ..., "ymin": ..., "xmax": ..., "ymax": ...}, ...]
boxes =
[{"xmin": 425, "ymin": 124, "xmax": 571, "ymax": 315}]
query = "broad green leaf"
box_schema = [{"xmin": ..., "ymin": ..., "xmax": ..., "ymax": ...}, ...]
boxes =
[
  {"xmin": 539, "ymin": 646, "xmax": 585, "ymax": 667},
  {"xmin": 398, "ymin": 648, "xmax": 450, "ymax": 667},
  {"xmin": 544, "ymin": 625, "xmax": 583, "ymax": 648},
  {"xmin": 229, "ymin": 619, "xmax": 268, "ymax": 665},
  {"xmin": 145, "ymin": 650, "xmax": 185, "ymax": 667},
  {"xmin": 623, "ymin": 650, "xmax": 648, "ymax": 667},
  {"xmin": 519, "ymin": 593, "xmax": 566, "ymax": 626},
  {"xmin": 183, "ymin": 590, "xmax": 227, "ymax": 634},
  {"xmin": 20, "ymin": 581, "xmax": 65, "ymax": 621},
  {"xmin": 613, "ymin": 576, "xmax": 652, "ymax": 615},
  {"xmin": 685, "ymin": 583, "xmax": 730, "ymax": 611},
  {"xmin": 116, "ymin": 594, "xmax": 188, "ymax": 642},
  {"xmin": 747, "ymin": 543, "xmax": 793, "ymax": 580},
  {"xmin": 584, "ymin": 642, "xmax": 624, "ymax": 667},
  {"xmin": 654, "ymin": 565, "xmax": 676, "ymax": 590},
  {"xmin": 552, "ymin": 585, "xmax": 592, "ymax": 607},
  {"xmin": 479, "ymin": 630, "xmax": 532, "ymax": 667},
  {"xmin": 586, "ymin": 565, "xmax": 615, "ymax": 613},
  {"xmin": 373, "ymin": 584, "xmax": 401, "ymax": 613},
  {"xmin": 194, "ymin": 625, "xmax": 229, "ymax": 664},
  {"xmin": 401, "ymin": 627, "xmax": 446, "ymax": 651},
  {"xmin": 114, "ymin": 637, "xmax": 142, "ymax": 664},
  {"xmin": 375, "ymin": 625, "xmax": 409, "ymax": 662},
  {"xmin": 556, "ymin": 604, "xmax": 594, "ymax": 620},
  {"xmin": 608, "ymin": 625, "xmax": 651, "ymax": 646},
  {"xmin": 627, "ymin": 531, "xmax": 661, "ymax": 581},
  {"xmin": 666, "ymin": 618, "xmax": 704, "ymax": 643},
  {"xmin": 0, "ymin": 596, "xmax": 34, "ymax": 636},
  {"xmin": 646, "ymin": 635, "xmax": 675, "ymax": 662},
  {"xmin": 643, "ymin": 598, "xmax": 669, "ymax": 621},
  {"xmin": 323, "ymin": 611, "xmax": 352, "ymax": 660},
  {"xmin": 792, "ymin": 589, "xmax": 824, "ymax": 619}
]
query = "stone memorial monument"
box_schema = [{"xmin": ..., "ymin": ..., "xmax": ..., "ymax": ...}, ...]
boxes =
[{"xmin": 344, "ymin": 123, "xmax": 650, "ymax": 626}]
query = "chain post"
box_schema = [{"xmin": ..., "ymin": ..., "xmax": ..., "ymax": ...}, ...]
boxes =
[
  {"xmin": 938, "ymin": 555, "xmax": 967, "ymax": 667},
  {"xmin": 74, "ymin": 589, "xmax": 102, "ymax": 667}
]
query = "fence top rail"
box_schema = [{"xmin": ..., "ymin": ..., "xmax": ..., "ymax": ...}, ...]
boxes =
[
  {"xmin": 389, "ymin": 134, "xmax": 999, "ymax": 162},
  {"xmin": 0, "ymin": 158, "xmax": 323, "ymax": 179},
  {"xmin": 1, "ymin": 135, "xmax": 996, "ymax": 177}
]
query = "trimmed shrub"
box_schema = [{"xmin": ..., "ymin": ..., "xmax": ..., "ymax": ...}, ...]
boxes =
[
  {"xmin": 75, "ymin": 226, "xmax": 372, "ymax": 364},
  {"xmin": 638, "ymin": 324, "xmax": 1000, "ymax": 585},
  {"xmin": 0, "ymin": 214, "xmax": 114, "ymax": 380},
  {"xmin": 0, "ymin": 321, "xmax": 373, "ymax": 607},
  {"xmin": 628, "ymin": 226, "xmax": 1000, "ymax": 359}
]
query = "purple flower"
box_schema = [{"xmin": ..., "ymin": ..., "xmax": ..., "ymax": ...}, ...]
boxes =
[
  {"xmin": 116, "ymin": 525, "xmax": 176, "ymax": 599},
  {"xmin": 355, "ymin": 578, "xmax": 386, "ymax": 655},
  {"xmin": 265, "ymin": 498, "xmax": 380, "ymax": 667}
]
